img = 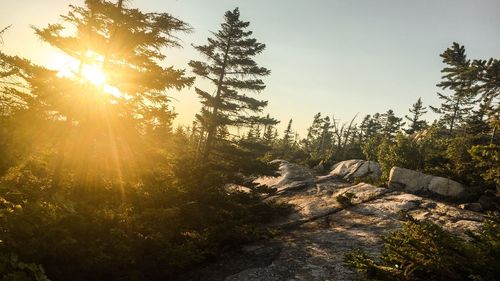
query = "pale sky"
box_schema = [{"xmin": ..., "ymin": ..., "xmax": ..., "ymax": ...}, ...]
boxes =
[{"xmin": 1, "ymin": 0, "xmax": 499, "ymax": 135}]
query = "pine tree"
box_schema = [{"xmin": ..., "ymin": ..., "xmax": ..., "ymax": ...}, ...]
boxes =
[
  {"xmin": 33, "ymin": 0, "xmax": 194, "ymax": 189},
  {"xmin": 281, "ymin": 119, "xmax": 295, "ymax": 149},
  {"xmin": 189, "ymin": 8, "xmax": 270, "ymax": 161},
  {"xmin": 303, "ymin": 112, "xmax": 324, "ymax": 153},
  {"xmin": 262, "ymin": 124, "xmax": 277, "ymax": 145},
  {"xmin": 431, "ymin": 43, "xmax": 478, "ymax": 134},
  {"xmin": 469, "ymin": 58, "xmax": 499, "ymax": 139},
  {"xmin": 246, "ymin": 124, "xmax": 261, "ymax": 141},
  {"xmin": 262, "ymin": 114, "xmax": 278, "ymax": 145},
  {"xmin": 34, "ymin": 0, "xmax": 193, "ymax": 116},
  {"xmin": 405, "ymin": 97, "xmax": 428, "ymax": 134},
  {"xmin": 382, "ymin": 109, "xmax": 404, "ymax": 138},
  {"xmin": 318, "ymin": 116, "xmax": 333, "ymax": 154},
  {"xmin": 360, "ymin": 113, "xmax": 384, "ymax": 141}
]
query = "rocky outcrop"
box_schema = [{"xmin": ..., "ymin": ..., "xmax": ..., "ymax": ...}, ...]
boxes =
[
  {"xmin": 317, "ymin": 160, "xmax": 381, "ymax": 182},
  {"xmin": 254, "ymin": 160, "xmax": 315, "ymax": 193},
  {"xmin": 388, "ymin": 166, "xmax": 466, "ymax": 197},
  {"xmin": 223, "ymin": 167, "xmax": 483, "ymax": 281},
  {"xmin": 185, "ymin": 162, "xmax": 485, "ymax": 281}
]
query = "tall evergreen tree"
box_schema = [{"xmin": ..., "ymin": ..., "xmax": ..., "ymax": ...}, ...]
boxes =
[
  {"xmin": 405, "ymin": 97, "xmax": 428, "ymax": 134},
  {"xmin": 469, "ymin": 58, "xmax": 500, "ymax": 139},
  {"xmin": 431, "ymin": 43, "xmax": 478, "ymax": 134},
  {"xmin": 33, "ymin": 0, "xmax": 194, "ymax": 190},
  {"xmin": 189, "ymin": 8, "xmax": 270, "ymax": 161}
]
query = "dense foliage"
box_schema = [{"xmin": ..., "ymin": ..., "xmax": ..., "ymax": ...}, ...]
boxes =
[{"xmin": 0, "ymin": 2, "xmax": 287, "ymax": 280}]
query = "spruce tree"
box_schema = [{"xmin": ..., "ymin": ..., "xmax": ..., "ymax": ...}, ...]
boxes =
[
  {"xmin": 303, "ymin": 112, "xmax": 323, "ymax": 153},
  {"xmin": 189, "ymin": 8, "xmax": 270, "ymax": 161},
  {"xmin": 360, "ymin": 113, "xmax": 384, "ymax": 140},
  {"xmin": 470, "ymin": 58, "xmax": 499, "ymax": 139},
  {"xmin": 405, "ymin": 97, "xmax": 428, "ymax": 134},
  {"xmin": 281, "ymin": 119, "xmax": 295, "ymax": 149},
  {"xmin": 431, "ymin": 43, "xmax": 478, "ymax": 134},
  {"xmin": 262, "ymin": 113, "xmax": 278, "ymax": 145},
  {"xmin": 33, "ymin": 0, "xmax": 194, "ymax": 190},
  {"xmin": 262, "ymin": 124, "xmax": 277, "ymax": 145},
  {"xmin": 382, "ymin": 109, "xmax": 404, "ymax": 138},
  {"xmin": 34, "ymin": 0, "xmax": 193, "ymax": 118}
]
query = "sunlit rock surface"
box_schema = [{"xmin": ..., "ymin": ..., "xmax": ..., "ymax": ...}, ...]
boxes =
[
  {"xmin": 317, "ymin": 159, "xmax": 381, "ymax": 182},
  {"xmin": 254, "ymin": 160, "xmax": 315, "ymax": 193},
  {"xmin": 221, "ymin": 163, "xmax": 482, "ymax": 281},
  {"xmin": 389, "ymin": 166, "xmax": 466, "ymax": 197}
]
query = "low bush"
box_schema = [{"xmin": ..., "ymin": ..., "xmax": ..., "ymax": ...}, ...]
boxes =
[{"xmin": 345, "ymin": 212, "xmax": 500, "ymax": 281}]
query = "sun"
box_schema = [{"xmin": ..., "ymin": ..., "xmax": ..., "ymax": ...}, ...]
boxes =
[
  {"xmin": 81, "ymin": 63, "xmax": 106, "ymax": 86},
  {"xmin": 48, "ymin": 50, "xmax": 123, "ymax": 97}
]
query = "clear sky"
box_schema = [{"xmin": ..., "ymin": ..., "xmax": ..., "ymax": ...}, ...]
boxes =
[{"xmin": 1, "ymin": 0, "xmax": 499, "ymax": 135}]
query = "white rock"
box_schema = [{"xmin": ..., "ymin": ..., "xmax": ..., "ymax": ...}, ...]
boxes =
[
  {"xmin": 328, "ymin": 159, "xmax": 381, "ymax": 181},
  {"xmin": 428, "ymin": 177, "xmax": 466, "ymax": 197},
  {"xmin": 388, "ymin": 167, "xmax": 433, "ymax": 192},
  {"xmin": 389, "ymin": 166, "xmax": 466, "ymax": 198},
  {"xmin": 254, "ymin": 160, "xmax": 315, "ymax": 192}
]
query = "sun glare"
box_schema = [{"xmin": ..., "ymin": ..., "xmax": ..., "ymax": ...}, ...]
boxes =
[
  {"xmin": 49, "ymin": 50, "xmax": 122, "ymax": 98},
  {"xmin": 81, "ymin": 64, "xmax": 106, "ymax": 86}
]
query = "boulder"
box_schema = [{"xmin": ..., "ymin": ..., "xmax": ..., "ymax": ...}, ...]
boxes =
[
  {"xmin": 389, "ymin": 166, "xmax": 466, "ymax": 198},
  {"xmin": 254, "ymin": 160, "xmax": 315, "ymax": 193},
  {"xmin": 388, "ymin": 167, "xmax": 432, "ymax": 192},
  {"xmin": 327, "ymin": 159, "xmax": 381, "ymax": 181},
  {"xmin": 428, "ymin": 177, "xmax": 466, "ymax": 197}
]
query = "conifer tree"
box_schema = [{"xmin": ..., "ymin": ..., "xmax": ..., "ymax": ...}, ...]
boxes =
[
  {"xmin": 468, "ymin": 58, "xmax": 499, "ymax": 138},
  {"xmin": 246, "ymin": 124, "xmax": 262, "ymax": 141},
  {"xmin": 281, "ymin": 119, "xmax": 295, "ymax": 149},
  {"xmin": 262, "ymin": 114, "xmax": 278, "ymax": 145},
  {"xmin": 262, "ymin": 125, "xmax": 277, "ymax": 145},
  {"xmin": 33, "ymin": 0, "xmax": 194, "ymax": 189},
  {"xmin": 360, "ymin": 113, "xmax": 384, "ymax": 141},
  {"xmin": 318, "ymin": 116, "xmax": 333, "ymax": 154},
  {"xmin": 34, "ymin": 0, "xmax": 193, "ymax": 118},
  {"xmin": 189, "ymin": 8, "xmax": 270, "ymax": 161},
  {"xmin": 405, "ymin": 97, "xmax": 428, "ymax": 134},
  {"xmin": 431, "ymin": 43, "xmax": 478, "ymax": 134},
  {"xmin": 303, "ymin": 112, "xmax": 323, "ymax": 153},
  {"xmin": 382, "ymin": 109, "xmax": 404, "ymax": 138}
]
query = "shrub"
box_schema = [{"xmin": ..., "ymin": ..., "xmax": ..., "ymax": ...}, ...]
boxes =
[{"xmin": 345, "ymin": 213, "xmax": 500, "ymax": 281}]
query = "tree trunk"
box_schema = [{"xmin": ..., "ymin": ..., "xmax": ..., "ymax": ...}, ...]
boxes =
[{"xmin": 200, "ymin": 31, "xmax": 233, "ymax": 162}]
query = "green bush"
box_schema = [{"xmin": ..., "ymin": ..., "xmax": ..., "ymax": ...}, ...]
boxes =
[
  {"xmin": 0, "ymin": 153, "xmax": 290, "ymax": 281},
  {"xmin": 469, "ymin": 144, "xmax": 500, "ymax": 186},
  {"xmin": 376, "ymin": 134, "xmax": 423, "ymax": 180},
  {"xmin": 345, "ymin": 213, "xmax": 500, "ymax": 281}
]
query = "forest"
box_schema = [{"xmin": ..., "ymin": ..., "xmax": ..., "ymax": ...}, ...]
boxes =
[{"xmin": 0, "ymin": 1, "xmax": 498, "ymax": 280}]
